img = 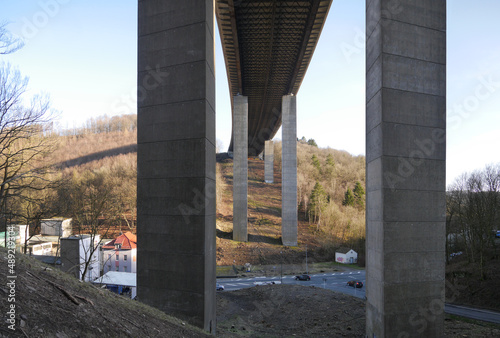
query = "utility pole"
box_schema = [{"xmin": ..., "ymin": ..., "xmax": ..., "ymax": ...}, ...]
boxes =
[
  {"xmin": 305, "ymin": 244, "xmax": 308, "ymax": 274},
  {"xmin": 280, "ymin": 251, "xmax": 283, "ymax": 284}
]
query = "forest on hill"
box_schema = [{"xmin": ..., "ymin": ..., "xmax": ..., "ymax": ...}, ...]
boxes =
[
  {"xmin": 1, "ymin": 115, "xmax": 138, "ymax": 240},
  {"xmin": 1, "ymin": 113, "xmax": 367, "ymax": 261}
]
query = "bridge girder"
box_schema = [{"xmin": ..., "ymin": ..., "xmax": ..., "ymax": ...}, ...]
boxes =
[{"xmin": 216, "ymin": 0, "xmax": 333, "ymax": 155}]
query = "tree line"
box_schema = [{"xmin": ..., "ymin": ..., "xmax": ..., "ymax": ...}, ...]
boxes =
[
  {"xmin": 289, "ymin": 141, "xmax": 366, "ymax": 252},
  {"xmin": 57, "ymin": 114, "xmax": 137, "ymax": 137},
  {"xmin": 447, "ymin": 163, "xmax": 500, "ymax": 279}
]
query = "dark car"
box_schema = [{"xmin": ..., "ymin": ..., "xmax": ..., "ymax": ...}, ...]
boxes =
[
  {"xmin": 347, "ymin": 280, "xmax": 363, "ymax": 288},
  {"xmin": 216, "ymin": 283, "xmax": 224, "ymax": 291},
  {"xmin": 496, "ymin": 231, "xmax": 500, "ymax": 238},
  {"xmin": 295, "ymin": 274, "xmax": 311, "ymax": 281}
]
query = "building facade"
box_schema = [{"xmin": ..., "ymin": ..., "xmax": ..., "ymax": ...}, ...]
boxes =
[
  {"xmin": 102, "ymin": 232, "xmax": 137, "ymax": 274},
  {"xmin": 60, "ymin": 234, "xmax": 101, "ymax": 282},
  {"xmin": 335, "ymin": 248, "xmax": 358, "ymax": 264}
]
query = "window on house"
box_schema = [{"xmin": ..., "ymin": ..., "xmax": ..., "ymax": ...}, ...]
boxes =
[
  {"xmin": 124, "ymin": 255, "xmax": 127, "ymax": 261},
  {"xmin": 124, "ymin": 266, "xmax": 127, "ymax": 272},
  {"xmin": 108, "ymin": 265, "xmax": 111, "ymax": 271},
  {"xmin": 116, "ymin": 253, "xmax": 119, "ymax": 260},
  {"xmin": 116, "ymin": 266, "xmax": 119, "ymax": 271}
]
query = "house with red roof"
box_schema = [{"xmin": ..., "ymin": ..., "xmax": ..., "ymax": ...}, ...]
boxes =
[{"xmin": 102, "ymin": 232, "xmax": 137, "ymax": 274}]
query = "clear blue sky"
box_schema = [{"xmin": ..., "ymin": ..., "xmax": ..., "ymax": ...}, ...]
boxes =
[{"xmin": 1, "ymin": 1, "xmax": 500, "ymax": 186}]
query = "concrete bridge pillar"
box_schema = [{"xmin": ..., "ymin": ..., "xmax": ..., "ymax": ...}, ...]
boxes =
[
  {"xmin": 233, "ymin": 95, "xmax": 248, "ymax": 242},
  {"xmin": 282, "ymin": 94, "xmax": 298, "ymax": 246},
  {"xmin": 264, "ymin": 140, "xmax": 274, "ymax": 183},
  {"xmin": 137, "ymin": 0, "xmax": 216, "ymax": 333},
  {"xmin": 365, "ymin": 0, "xmax": 446, "ymax": 337}
]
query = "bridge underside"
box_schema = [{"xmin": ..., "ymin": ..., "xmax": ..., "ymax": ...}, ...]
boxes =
[
  {"xmin": 138, "ymin": 1, "xmax": 446, "ymax": 336},
  {"xmin": 216, "ymin": 0, "xmax": 332, "ymax": 155}
]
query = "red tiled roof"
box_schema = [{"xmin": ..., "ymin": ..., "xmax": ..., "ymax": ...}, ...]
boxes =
[{"xmin": 102, "ymin": 232, "xmax": 137, "ymax": 250}]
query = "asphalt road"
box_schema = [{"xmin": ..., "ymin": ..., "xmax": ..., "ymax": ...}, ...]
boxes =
[
  {"xmin": 217, "ymin": 271, "xmax": 500, "ymax": 325},
  {"xmin": 217, "ymin": 269, "xmax": 366, "ymax": 299},
  {"xmin": 445, "ymin": 304, "xmax": 500, "ymax": 324}
]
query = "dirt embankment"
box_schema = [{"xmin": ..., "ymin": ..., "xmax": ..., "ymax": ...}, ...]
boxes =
[
  {"xmin": 217, "ymin": 284, "xmax": 500, "ymax": 337},
  {"xmin": 0, "ymin": 248, "xmax": 207, "ymax": 338}
]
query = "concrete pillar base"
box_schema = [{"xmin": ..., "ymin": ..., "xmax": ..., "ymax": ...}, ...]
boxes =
[
  {"xmin": 233, "ymin": 95, "xmax": 248, "ymax": 242},
  {"xmin": 264, "ymin": 140, "xmax": 274, "ymax": 184},
  {"xmin": 137, "ymin": 1, "xmax": 216, "ymax": 334},
  {"xmin": 281, "ymin": 95, "xmax": 298, "ymax": 246},
  {"xmin": 365, "ymin": 1, "xmax": 446, "ymax": 336}
]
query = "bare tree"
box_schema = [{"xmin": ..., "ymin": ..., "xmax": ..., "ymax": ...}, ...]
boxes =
[
  {"xmin": 56, "ymin": 169, "xmax": 119, "ymax": 280},
  {"xmin": 0, "ymin": 24, "xmax": 57, "ymax": 245},
  {"xmin": 0, "ymin": 62, "xmax": 56, "ymax": 242},
  {"xmin": 448, "ymin": 164, "xmax": 500, "ymax": 279},
  {"xmin": 0, "ymin": 23, "xmax": 24, "ymax": 55}
]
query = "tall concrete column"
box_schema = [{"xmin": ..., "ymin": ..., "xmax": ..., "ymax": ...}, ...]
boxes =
[
  {"xmin": 282, "ymin": 95, "xmax": 298, "ymax": 246},
  {"xmin": 264, "ymin": 140, "xmax": 274, "ymax": 183},
  {"xmin": 366, "ymin": 1, "xmax": 446, "ymax": 337},
  {"xmin": 233, "ymin": 95, "xmax": 248, "ymax": 242},
  {"xmin": 137, "ymin": 1, "xmax": 216, "ymax": 333}
]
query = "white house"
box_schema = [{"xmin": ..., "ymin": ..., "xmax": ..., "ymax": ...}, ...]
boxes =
[
  {"xmin": 335, "ymin": 248, "xmax": 358, "ymax": 264},
  {"xmin": 102, "ymin": 232, "xmax": 137, "ymax": 274},
  {"xmin": 60, "ymin": 234, "xmax": 101, "ymax": 282}
]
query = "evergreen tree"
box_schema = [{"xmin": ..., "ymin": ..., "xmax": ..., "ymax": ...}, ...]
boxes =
[
  {"xmin": 353, "ymin": 181, "xmax": 365, "ymax": 208},
  {"xmin": 326, "ymin": 154, "xmax": 335, "ymax": 167},
  {"xmin": 308, "ymin": 182, "xmax": 328, "ymax": 228},
  {"xmin": 307, "ymin": 138, "xmax": 318, "ymax": 147},
  {"xmin": 324, "ymin": 153, "xmax": 335, "ymax": 176},
  {"xmin": 311, "ymin": 154, "xmax": 321, "ymax": 170},
  {"xmin": 342, "ymin": 188, "xmax": 355, "ymax": 207}
]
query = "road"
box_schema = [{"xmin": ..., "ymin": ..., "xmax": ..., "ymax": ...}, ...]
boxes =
[
  {"xmin": 218, "ymin": 272, "xmax": 500, "ymax": 325},
  {"xmin": 217, "ymin": 269, "xmax": 366, "ymax": 299},
  {"xmin": 445, "ymin": 304, "xmax": 500, "ymax": 324}
]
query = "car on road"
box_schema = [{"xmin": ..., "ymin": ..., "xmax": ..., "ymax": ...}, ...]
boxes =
[
  {"xmin": 216, "ymin": 283, "xmax": 224, "ymax": 291},
  {"xmin": 347, "ymin": 280, "xmax": 363, "ymax": 288},
  {"xmin": 496, "ymin": 231, "xmax": 500, "ymax": 238},
  {"xmin": 295, "ymin": 274, "xmax": 311, "ymax": 281}
]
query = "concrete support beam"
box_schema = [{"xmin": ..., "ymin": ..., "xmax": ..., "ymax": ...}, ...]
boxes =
[
  {"xmin": 264, "ymin": 140, "xmax": 274, "ymax": 183},
  {"xmin": 282, "ymin": 95, "xmax": 298, "ymax": 246},
  {"xmin": 365, "ymin": 1, "xmax": 446, "ymax": 337},
  {"xmin": 233, "ymin": 95, "xmax": 248, "ymax": 242},
  {"xmin": 137, "ymin": 1, "xmax": 216, "ymax": 334}
]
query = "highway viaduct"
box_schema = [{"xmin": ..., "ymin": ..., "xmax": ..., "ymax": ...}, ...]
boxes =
[{"xmin": 137, "ymin": 1, "xmax": 446, "ymax": 337}]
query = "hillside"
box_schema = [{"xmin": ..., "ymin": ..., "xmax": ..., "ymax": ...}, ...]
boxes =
[
  {"xmin": 215, "ymin": 141, "xmax": 366, "ymax": 268},
  {"xmin": 0, "ymin": 247, "xmax": 207, "ymax": 338},
  {"xmin": 41, "ymin": 118, "xmax": 367, "ymax": 266}
]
